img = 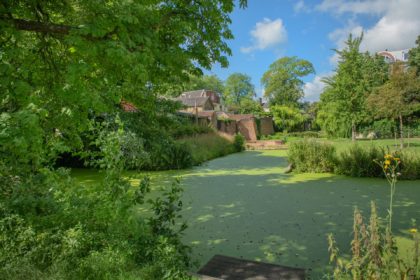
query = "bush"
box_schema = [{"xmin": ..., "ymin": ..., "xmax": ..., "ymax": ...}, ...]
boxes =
[
  {"xmin": 335, "ymin": 145, "xmax": 384, "ymax": 177},
  {"xmin": 233, "ymin": 133, "xmax": 245, "ymax": 152},
  {"xmin": 288, "ymin": 139, "xmax": 337, "ymax": 173}
]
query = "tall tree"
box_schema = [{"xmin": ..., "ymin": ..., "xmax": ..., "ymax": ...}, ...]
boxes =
[
  {"xmin": 186, "ymin": 74, "xmax": 225, "ymax": 93},
  {"xmin": 409, "ymin": 35, "xmax": 420, "ymax": 75},
  {"xmin": 261, "ymin": 56, "xmax": 314, "ymax": 107},
  {"xmin": 224, "ymin": 73, "xmax": 255, "ymax": 106},
  {"xmin": 0, "ymin": 1, "xmax": 247, "ymax": 276},
  {"xmin": 367, "ymin": 62, "xmax": 420, "ymax": 148},
  {"xmin": 319, "ymin": 34, "xmax": 388, "ymax": 141}
]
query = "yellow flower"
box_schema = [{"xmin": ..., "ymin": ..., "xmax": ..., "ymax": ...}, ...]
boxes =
[
  {"xmin": 384, "ymin": 154, "xmax": 392, "ymax": 159},
  {"xmin": 384, "ymin": 160, "xmax": 391, "ymax": 165},
  {"xmin": 409, "ymin": 228, "xmax": 418, "ymax": 234}
]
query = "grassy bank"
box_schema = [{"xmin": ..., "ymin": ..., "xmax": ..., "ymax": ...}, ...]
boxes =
[{"xmin": 178, "ymin": 132, "xmax": 239, "ymax": 165}]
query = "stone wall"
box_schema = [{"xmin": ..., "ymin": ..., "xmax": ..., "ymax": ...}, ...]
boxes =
[{"xmin": 259, "ymin": 117, "xmax": 274, "ymax": 136}]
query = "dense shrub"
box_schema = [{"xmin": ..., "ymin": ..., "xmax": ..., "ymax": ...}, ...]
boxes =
[
  {"xmin": 0, "ymin": 128, "xmax": 192, "ymax": 280},
  {"xmin": 233, "ymin": 133, "xmax": 245, "ymax": 152},
  {"xmin": 398, "ymin": 151, "xmax": 420, "ymax": 179},
  {"xmin": 288, "ymin": 139, "xmax": 337, "ymax": 173},
  {"xmin": 361, "ymin": 119, "xmax": 396, "ymax": 139},
  {"xmin": 335, "ymin": 145, "xmax": 384, "ymax": 177}
]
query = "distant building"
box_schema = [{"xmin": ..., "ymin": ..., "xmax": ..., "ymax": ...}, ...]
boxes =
[
  {"xmin": 177, "ymin": 89, "xmax": 225, "ymax": 111},
  {"xmin": 377, "ymin": 49, "xmax": 410, "ymax": 63}
]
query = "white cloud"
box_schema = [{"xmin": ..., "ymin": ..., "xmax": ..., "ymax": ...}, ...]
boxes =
[
  {"xmin": 316, "ymin": 0, "xmax": 387, "ymax": 15},
  {"xmin": 303, "ymin": 73, "xmax": 332, "ymax": 102},
  {"xmin": 294, "ymin": 0, "xmax": 310, "ymax": 13},
  {"xmin": 240, "ymin": 18, "xmax": 287, "ymax": 53},
  {"xmin": 320, "ymin": 0, "xmax": 420, "ymax": 66}
]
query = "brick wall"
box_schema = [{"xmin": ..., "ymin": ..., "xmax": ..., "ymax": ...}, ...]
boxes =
[
  {"xmin": 237, "ymin": 118, "xmax": 257, "ymax": 141},
  {"xmin": 259, "ymin": 117, "xmax": 274, "ymax": 136},
  {"xmin": 217, "ymin": 120, "xmax": 237, "ymax": 135}
]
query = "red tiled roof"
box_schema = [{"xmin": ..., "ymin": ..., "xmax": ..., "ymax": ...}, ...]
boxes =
[{"xmin": 120, "ymin": 100, "xmax": 138, "ymax": 112}]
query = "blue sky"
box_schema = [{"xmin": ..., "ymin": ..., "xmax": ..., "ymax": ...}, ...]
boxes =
[{"xmin": 206, "ymin": 0, "xmax": 420, "ymax": 102}]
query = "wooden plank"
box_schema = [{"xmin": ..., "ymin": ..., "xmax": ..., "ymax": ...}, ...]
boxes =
[{"xmin": 197, "ymin": 255, "xmax": 305, "ymax": 280}]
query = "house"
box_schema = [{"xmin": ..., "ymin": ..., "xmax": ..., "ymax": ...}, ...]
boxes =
[
  {"xmin": 377, "ymin": 49, "xmax": 410, "ymax": 63},
  {"xmin": 176, "ymin": 96, "xmax": 214, "ymax": 113},
  {"xmin": 177, "ymin": 89, "xmax": 225, "ymax": 111}
]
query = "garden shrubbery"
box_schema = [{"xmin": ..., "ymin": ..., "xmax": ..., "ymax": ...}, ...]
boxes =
[
  {"xmin": 288, "ymin": 139, "xmax": 420, "ymax": 179},
  {"xmin": 0, "ymin": 126, "xmax": 192, "ymax": 280},
  {"xmin": 288, "ymin": 139, "xmax": 337, "ymax": 173},
  {"xmin": 233, "ymin": 133, "xmax": 245, "ymax": 152},
  {"xmin": 335, "ymin": 145, "xmax": 384, "ymax": 177}
]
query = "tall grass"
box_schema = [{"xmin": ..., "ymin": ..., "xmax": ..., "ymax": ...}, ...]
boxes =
[
  {"xmin": 288, "ymin": 139, "xmax": 420, "ymax": 179},
  {"xmin": 288, "ymin": 139, "xmax": 337, "ymax": 173},
  {"xmin": 178, "ymin": 132, "xmax": 238, "ymax": 165}
]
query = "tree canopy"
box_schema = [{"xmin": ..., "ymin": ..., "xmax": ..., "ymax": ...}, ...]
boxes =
[
  {"xmin": 186, "ymin": 74, "xmax": 225, "ymax": 94},
  {"xmin": 261, "ymin": 56, "xmax": 315, "ymax": 107},
  {"xmin": 317, "ymin": 34, "xmax": 388, "ymax": 140},
  {"xmin": 224, "ymin": 72, "xmax": 255, "ymax": 105},
  {"xmin": 0, "ymin": 1, "xmax": 247, "ymax": 278}
]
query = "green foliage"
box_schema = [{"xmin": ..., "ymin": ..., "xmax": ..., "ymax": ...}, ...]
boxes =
[
  {"xmin": 180, "ymin": 132, "xmax": 237, "ymax": 165},
  {"xmin": 233, "ymin": 133, "xmax": 246, "ymax": 152},
  {"xmin": 336, "ymin": 145, "xmax": 384, "ymax": 177},
  {"xmin": 288, "ymin": 139, "xmax": 337, "ymax": 173},
  {"xmin": 233, "ymin": 98, "xmax": 264, "ymax": 115},
  {"xmin": 1, "ymin": 0, "xmax": 248, "ymax": 278},
  {"xmin": 288, "ymin": 141, "xmax": 420, "ymax": 180},
  {"xmin": 361, "ymin": 119, "xmax": 396, "ymax": 139},
  {"xmin": 224, "ymin": 73, "xmax": 255, "ymax": 106},
  {"xmin": 0, "ymin": 127, "xmax": 192, "ymax": 279},
  {"xmin": 271, "ymin": 105, "xmax": 306, "ymax": 132},
  {"xmin": 261, "ymin": 56, "xmax": 315, "ymax": 106},
  {"xmin": 185, "ymin": 74, "xmax": 225, "ymax": 94},
  {"xmin": 409, "ymin": 35, "xmax": 420, "ymax": 75},
  {"xmin": 317, "ymin": 34, "xmax": 389, "ymax": 139}
]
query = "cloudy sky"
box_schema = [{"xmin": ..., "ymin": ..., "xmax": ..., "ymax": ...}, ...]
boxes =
[{"xmin": 207, "ymin": 0, "xmax": 420, "ymax": 102}]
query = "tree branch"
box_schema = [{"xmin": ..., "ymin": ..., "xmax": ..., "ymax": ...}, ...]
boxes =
[{"xmin": 1, "ymin": 17, "xmax": 75, "ymax": 35}]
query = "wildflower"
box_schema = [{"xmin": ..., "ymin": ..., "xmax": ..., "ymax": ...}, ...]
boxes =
[
  {"xmin": 409, "ymin": 228, "xmax": 418, "ymax": 234},
  {"xmin": 384, "ymin": 160, "xmax": 391, "ymax": 165}
]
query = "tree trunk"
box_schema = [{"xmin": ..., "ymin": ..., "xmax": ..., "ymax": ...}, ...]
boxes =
[
  {"xmin": 399, "ymin": 114, "xmax": 404, "ymax": 149},
  {"xmin": 351, "ymin": 122, "xmax": 356, "ymax": 142}
]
